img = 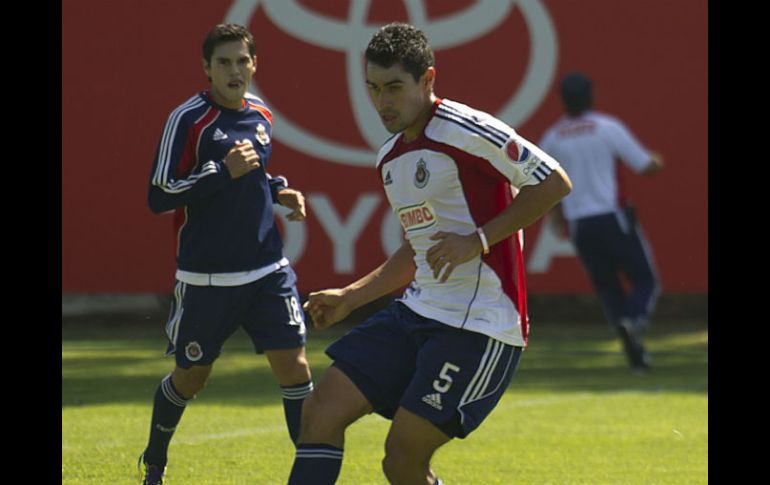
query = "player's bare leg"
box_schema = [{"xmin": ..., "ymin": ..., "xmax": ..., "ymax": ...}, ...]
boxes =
[
  {"xmin": 382, "ymin": 407, "xmax": 452, "ymax": 485},
  {"xmin": 171, "ymin": 363, "xmax": 213, "ymax": 398},
  {"xmin": 287, "ymin": 365, "xmax": 373, "ymax": 484},
  {"xmin": 265, "ymin": 347, "xmax": 312, "ymax": 386},
  {"xmin": 266, "ymin": 347, "xmax": 314, "ymax": 444},
  {"xmin": 297, "ymin": 365, "xmax": 372, "ymax": 446}
]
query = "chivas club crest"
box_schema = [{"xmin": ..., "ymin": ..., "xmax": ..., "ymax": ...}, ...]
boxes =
[
  {"xmin": 256, "ymin": 123, "xmax": 270, "ymax": 145},
  {"xmin": 185, "ymin": 341, "xmax": 203, "ymax": 362},
  {"xmin": 414, "ymin": 159, "xmax": 430, "ymax": 188}
]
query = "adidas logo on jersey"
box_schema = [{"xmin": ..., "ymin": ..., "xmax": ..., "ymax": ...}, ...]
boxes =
[
  {"xmin": 421, "ymin": 393, "xmax": 443, "ymax": 410},
  {"xmin": 384, "ymin": 170, "xmax": 393, "ymax": 185},
  {"xmin": 213, "ymin": 128, "xmax": 228, "ymax": 141}
]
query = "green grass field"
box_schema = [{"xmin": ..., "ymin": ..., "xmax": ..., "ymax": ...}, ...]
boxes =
[{"xmin": 62, "ymin": 317, "xmax": 707, "ymax": 484}]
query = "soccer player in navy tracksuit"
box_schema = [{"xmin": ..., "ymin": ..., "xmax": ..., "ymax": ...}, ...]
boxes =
[
  {"xmin": 539, "ymin": 73, "xmax": 664, "ymax": 371},
  {"xmin": 138, "ymin": 24, "xmax": 313, "ymax": 485},
  {"xmin": 288, "ymin": 23, "xmax": 572, "ymax": 485}
]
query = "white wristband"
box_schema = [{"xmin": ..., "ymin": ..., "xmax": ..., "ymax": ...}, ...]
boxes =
[{"xmin": 476, "ymin": 227, "xmax": 490, "ymax": 255}]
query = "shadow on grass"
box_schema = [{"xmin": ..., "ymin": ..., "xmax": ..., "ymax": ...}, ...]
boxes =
[{"xmin": 62, "ymin": 321, "xmax": 707, "ymax": 408}]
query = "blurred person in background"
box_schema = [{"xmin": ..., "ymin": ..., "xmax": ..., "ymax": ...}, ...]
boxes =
[{"xmin": 539, "ymin": 72, "xmax": 663, "ymax": 372}]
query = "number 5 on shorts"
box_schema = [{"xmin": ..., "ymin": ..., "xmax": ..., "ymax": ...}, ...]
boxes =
[{"xmin": 433, "ymin": 362, "xmax": 461, "ymax": 393}]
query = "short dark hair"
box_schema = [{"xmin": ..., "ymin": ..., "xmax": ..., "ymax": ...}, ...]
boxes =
[
  {"xmin": 202, "ymin": 24, "xmax": 256, "ymax": 64},
  {"xmin": 560, "ymin": 72, "xmax": 593, "ymax": 116},
  {"xmin": 365, "ymin": 23, "xmax": 434, "ymax": 82}
]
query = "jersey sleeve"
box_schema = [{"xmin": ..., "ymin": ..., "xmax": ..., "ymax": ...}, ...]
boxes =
[
  {"xmin": 267, "ymin": 173, "xmax": 289, "ymax": 204},
  {"xmin": 603, "ymin": 118, "xmax": 652, "ymax": 173},
  {"xmin": 147, "ymin": 111, "xmax": 231, "ymax": 214},
  {"xmin": 430, "ymin": 100, "xmax": 561, "ymax": 189},
  {"xmin": 470, "ymin": 128, "xmax": 562, "ymax": 190}
]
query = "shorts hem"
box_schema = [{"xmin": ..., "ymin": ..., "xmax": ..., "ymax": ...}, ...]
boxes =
[{"xmin": 398, "ymin": 400, "xmax": 460, "ymax": 439}]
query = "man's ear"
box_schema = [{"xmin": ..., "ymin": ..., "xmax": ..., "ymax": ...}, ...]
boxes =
[{"xmin": 423, "ymin": 66, "xmax": 436, "ymax": 91}]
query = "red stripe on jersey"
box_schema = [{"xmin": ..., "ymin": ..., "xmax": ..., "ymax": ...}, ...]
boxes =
[
  {"xmin": 174, "ymin": 126, "xmax": 198, "ymax": 180},
  {"xmin": 248, "ymin": 102, "xmax": 273, "ymax": 125},
  {"xmin": 457, "ymin": 156, "xmax": 529, "ymax": 343},
  {"xmin": 513, "ymin": 224, "xmax": 529, "ymax": 342},
  {"xmin": 172, "ymin": 106, "xmax": 218, "ymax": 255},
  {"xmin": 178, "ymin": 107, "xmax": 218, "ymax": 178}
]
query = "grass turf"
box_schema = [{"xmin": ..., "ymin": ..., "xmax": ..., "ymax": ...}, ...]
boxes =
[{"xmin": 62, "ymin": 318, "xmax": 707, "ymax": 484}]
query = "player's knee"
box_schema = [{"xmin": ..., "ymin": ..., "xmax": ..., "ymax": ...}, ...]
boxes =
[
  {"xmin": 287, "ymin": 355, "xmax": 312, "ymax": 383},
  {"xmin": 174, "ymin": 377, "xmax": 207, "ymax": 399},
  {"xmin": 381, "ymin": 452, "xmax": 400, "ymax": 482},
  {"xmin": 298, "ymin": 389, "xmax": 346, "ymax": 440},
  {"xmin": 299, "ymin": 391, "xmax": 328, "ymax": 429},
  {"xmin": 267, "ymin": 348, "xmax": 312, "ymax": 386},
  {"xmin": 382, "ymin": 445, "xmax": 424, "ymax": 482},
  {"xmin": 172, "ymin": 366, "xmax": 211, "ymax": 399}
]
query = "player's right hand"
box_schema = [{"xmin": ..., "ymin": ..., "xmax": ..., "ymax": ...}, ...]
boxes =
[
  {"xmin": 303, "ymin": 289, "xmax": 352, "ymax": 330},
  {"xmin": 224, "ymin": 140, "xmax": 261, "ymax": 179}
]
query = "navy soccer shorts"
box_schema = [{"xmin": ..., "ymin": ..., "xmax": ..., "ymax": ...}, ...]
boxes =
[
  {"xmin": 327, "ymin": 301, "xmax": 523, "ymax": 439},
  {"xmin": 163, "ymin": 266, "xmax": 306, "ymax": 368}
]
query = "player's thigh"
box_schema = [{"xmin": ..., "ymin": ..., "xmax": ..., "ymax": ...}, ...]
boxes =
[
  {"xmin": 241, "ymin": 266, "xmax": 307, "ymax": 354},
  {"xmin": 299, "ymin": 366, "xmax": 373, "ymax": 442},
  {"xmin": 325, "ymin": 302, "xmax": 420, "ymax": 419},
  {"xmin": 166, "ymin": 282, "xmax": 242, "ymax": 369},
  {"xmin": 385, "ymin": 406, "xmax": 452, "ymax": 463},
  {"xmin": 264, "ymin": 346, "xmax": 311, "ymax": 386}
]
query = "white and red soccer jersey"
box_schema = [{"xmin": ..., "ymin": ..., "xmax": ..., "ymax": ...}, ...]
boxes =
[
  {"xmin": 377, "ymin": 98, "xmax": 561, "ymax": 347},
  {"xmin": 539, "ymin": 111, "xmax": 652, "ymax": 221}
]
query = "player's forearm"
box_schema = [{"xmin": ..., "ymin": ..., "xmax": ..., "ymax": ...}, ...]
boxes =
[
  {"xmin": 482, "ymin": 166, "xmax": 572, "ymax": 246},
  {"xmin": 640, "ymin": 152, "xmax": 664, "ymax": 175},
  {"xmin": 341, "ymin": 240, "xmax": 416, "ymax": 310},
  {"xmin": 148, "ymin": 162, "xmax": 232, "ymax": 213}
]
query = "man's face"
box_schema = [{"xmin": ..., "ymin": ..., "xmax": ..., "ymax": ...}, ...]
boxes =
[
  {"xmin": 366, "ymin": 62, "xmax": 434, "ymax": 135},
  {"xmin": 202, "ymin": 40, "xmax": 256, "ymax": 109}
]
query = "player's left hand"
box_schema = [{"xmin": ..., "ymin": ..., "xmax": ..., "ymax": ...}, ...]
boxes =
[
  {"xmin": 426, "ymin": 231, "xmax": 483, "ymax": 283},
  {"xmin": 303, "ymin": 289, "xmax": 352, "ymax": 329},
  {"xmin": 276, "ymin": 188, "xmax": 306, "ymax": 221}
]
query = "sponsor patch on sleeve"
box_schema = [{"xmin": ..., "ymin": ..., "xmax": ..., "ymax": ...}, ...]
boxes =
[{"xmin": 504, "ymin": 139, "xmax": 530, "ymax": 164}]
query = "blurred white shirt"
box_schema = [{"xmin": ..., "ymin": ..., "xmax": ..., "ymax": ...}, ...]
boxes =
[{"xmin": 540, "ymin": 111, "xmax": 651, "ymax": 221}]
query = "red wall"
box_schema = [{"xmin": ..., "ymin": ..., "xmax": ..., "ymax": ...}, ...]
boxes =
[{"xmin": 62, "ymin": 0, "xmax": 707, "ymax": 294}]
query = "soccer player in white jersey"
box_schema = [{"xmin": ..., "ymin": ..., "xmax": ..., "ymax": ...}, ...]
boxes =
[
  {"xmin": 287, "ymin": 23, "xmax": 571, "ymax": 485},
  {"xmin": 539, "ymin": 72, "xmax": 664, "ymax": 371}
]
